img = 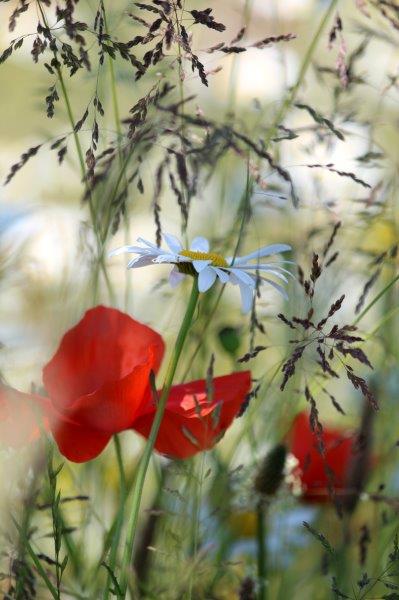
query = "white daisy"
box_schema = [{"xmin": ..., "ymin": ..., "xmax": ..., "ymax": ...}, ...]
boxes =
[{"xmin": 110, "ymin": 233, "xmax": 292, "ymax": 313}]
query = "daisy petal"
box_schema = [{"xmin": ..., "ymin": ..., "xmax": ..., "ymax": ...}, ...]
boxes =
[
  {"xmin": 233, "ymin": 264, "xmax": 294, "ymax": 278},
  {"xmin": 257, "ymin": 270, "xmax": 289, "ymax": 283},
  {"xmin": 127, "ymin": 255, "xmax": 156, "ymax": 269},
  {"xmin": 198, "ymin": 267, "xmax": 217, "ymax": 292},
  {"xmin": 169, "ymin": 267, "xmax": 185, "ymax": 288},
  {"xmin": 230, "ymin": 243, "xmax": 291, "ymax": 265},
  {"xmin": 190, "ymin": 236, "xmax": 210, "ymax": 252},
  {"xmin": 262, "ymin": 278, "xmax": 289, "ymax": 300},
  {"xmin": 213, "ymin": 267, "xmax": 230, "ymax": 283},
  {"xmin": 238, "ymin": 282, "xmax": 254, "ymax": 314},
  {"xmin": 163, "ymin": 233, "xmax": 183, "ymax": 254},
  {"xmin": 137, "ymin": 237, "xmax": 163, "ymax": 251},
  {"xmin": 109, "ymin": 245, "xmax": 146, "ymax": 257},
  {"xmin": 153, "ymin": 253, "xmax": 179, "ymax": 263},
  {"xmin": 193, "ymin": 259, "xmax": 211, "ymax": 273},
  {"xmin": 228, "ymin": 268, "xmax": 256, "ymax": 287}
]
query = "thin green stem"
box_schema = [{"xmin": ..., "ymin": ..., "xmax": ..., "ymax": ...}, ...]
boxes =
[
  {"xmin": 181, "ymin": 2, "xmax": 337, "ymax": 378},
  {"xmin": 119, "ymin": 279, "xmax": 200, "ymax": 596},
  {"xmin": 103, "ymin": 435, "xmax": 127, "ymax": 600},
  {"xmin": 257, "ymin": 501, "xmax": 268, "ymax": 600},
  {"xmin": 366, "ymin": 304, "xmax": 399, "ymax": 338},
  {"xmin": 263, "ymin": 0, "xmax": 339, "ymax": 147},
  {"xmin": 188, "ymin": 452, "xmax": 206, "ymax": 598},
  {"xmin": 181, "ymin": 159, "xmax": 251, "ymax": 381},
  {"xmin": 37, "ymin": 1, "xmax": 115, "ymax": 304},
  {"xmin": 354, "ymin": 274, "xmax": 399, "ymax": 326},
  {"xmin": 13, "ymin": 519, "xmax": 59, "ymax": 600},
  {"xmin": 103, "ymin": 3, "xmax": 132, "ymax": 309}
]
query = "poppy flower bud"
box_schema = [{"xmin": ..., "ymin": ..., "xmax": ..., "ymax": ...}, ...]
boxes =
[
  {"xmin": 254, "ymin": 443, "xmax": 287, "ymax": 497},
  {"xmin": 218, "ymin": 326, "xmax": 241, "ymax": 357}
]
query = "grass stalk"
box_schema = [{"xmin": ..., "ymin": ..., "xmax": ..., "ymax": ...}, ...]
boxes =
[
  {"xmin": 256, "ymin": 501, "xmax": 268, "ymax": 600},
  {"xmin": 103, "ymin": 435, "xmax": 127, "ymax": 600},
  {"xmin": 119, "ymin": 278, "xmax": 200, "ymax": 596},
  {"xmin": 354, "ymin": 274, "xmax": 399, "ymax": 326}
]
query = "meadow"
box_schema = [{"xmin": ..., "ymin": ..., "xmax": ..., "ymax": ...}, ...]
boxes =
[{"xmin": 0, "ymin": 1, "xmax": 398, "ymax": 598}]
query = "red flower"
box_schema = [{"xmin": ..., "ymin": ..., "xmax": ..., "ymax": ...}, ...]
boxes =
[
  {"xmin": 289, "ymin": 411, "xmax": 355, "ymax": 503},
  {"xmin": 39, "ymin": 306, "xmax": 251, "ymax": 462},
  {"xmin": 0, "ymin": 386, "xmax": 48, "ymax": 448},
  {"xmin": 133, "ymin": 372, "xmax": 251, "ymax": 459},
  {"xmin": 42, "ymin": 306, "xmax": 165, "ymax": 462}
]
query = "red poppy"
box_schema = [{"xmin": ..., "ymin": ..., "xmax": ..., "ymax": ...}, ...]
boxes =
[
  {"xmin": 133, "ymin": 372, "xmax": 252, "ymax": 459},
  {"xmin": 39, "ymin": 305, "xmax": 251, "ymax": 462},
  {"xmin": 289, "ymin": 411, "xmax": 355, "ymax": 503},
  {"xmin": 41, "ymin": 306, "xmax": 165, "ymax": 462},
  {"xmin": 0, "ymin": 386, "xmax": 48, "ymax": 448}
]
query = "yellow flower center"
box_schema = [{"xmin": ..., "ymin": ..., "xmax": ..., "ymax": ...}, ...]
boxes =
[{"xmin": 179, "ymin": 249, "xmax": 228, "ymax": 268}]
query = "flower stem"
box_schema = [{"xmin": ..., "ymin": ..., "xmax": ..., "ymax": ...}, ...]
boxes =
[
  {"xmin": 119, "ymin": 279, "xmax": 200, "ymax": 596},
  {"xmin": 256, "ymin": 501, "xmax": 268, "ymax": 600},
  {"xmin": 354, "ymin": 273, "xmax": 399, "ymax": 326},
  {"xmin": 263, "ymin": 0, "xmax": 339, "ymax": 147},
  {"xmin": 36, "ymin": 1, "xmax": 115, "ymax": 304},
  {"xmin": 103, "ymin": 435, "xmax": 127, "ymax": 600},
  {"xmin": 102, "ymin": 3, "xmax": 132, "ymax": 310}
]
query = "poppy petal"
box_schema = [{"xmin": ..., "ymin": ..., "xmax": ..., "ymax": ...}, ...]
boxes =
[
  {"xmin": 289, "ymin": 411, "xmax": 355, "ymax": 502},
  {"xmin": 133, "ymin": 371, "xmax": 251, "ymax": 459},
  {"xmin": 49, "ymin": 410, "xmax": 111, "ymax": 463},
  {"xmin": 43, "ymin": 305, "xmax": 165, "ymax": 410},
  {"xmin": 0, "ymin": 386, "xmax": 49, "ymax": 448},
  {"xmin": 58, "ymin": 346, "xmax": 159, "ymax": 434}
]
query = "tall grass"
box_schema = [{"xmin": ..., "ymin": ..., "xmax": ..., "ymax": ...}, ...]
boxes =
[{"xmin": 1, "ymin": 1, "xmax": 399, "ymax": 599}]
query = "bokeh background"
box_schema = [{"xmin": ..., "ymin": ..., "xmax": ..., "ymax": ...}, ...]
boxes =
[{"xmin": 1, "ymin": 0, "xmax": 398, "ymax": 597}]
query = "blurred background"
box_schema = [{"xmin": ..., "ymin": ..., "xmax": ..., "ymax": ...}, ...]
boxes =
[{"xmin": 0, "ymin": 0, "xmax": 398, "ymax": 597}]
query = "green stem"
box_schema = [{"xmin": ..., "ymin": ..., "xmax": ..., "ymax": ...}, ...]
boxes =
[
  {"xmin": 181, "ymin": 1, "xmax": 337, "ymax": 377},
  {"xmin": 366, "ymin": 304, "xmax": 399, "ymax": 338},
  {"xmin": 181, "ymin": 160, "xmax": 251, "ymax": 381},
  {"xmin": 103, "ymin": 3, "xmax": 132, "ymax": 310},
  {"xmin": 354, "ymin": 274, "xmax": 399, "ymax": 326},
  {"xmin": 13, "ymin": 519, "xmax": 59, "ymax": 600},
  {"xmin": 257, "ymin": 501, "xmax": 268, "ymax": 600},
  {"xmin": 56, "ymin": 67, "xmax": 86, "ymax": 177},
  {"xmin": 263, "ymin": 0, "xmax": 339, "ymax": 147},
  {"xmin": 37, "ymin": 1, "xmax": 115, "ymax": 304},
  {"xmin": 119, "ymin": 279, "xmax": 200, "ymax": 596},
  {"xmin": 103, "ymin": 435, "xmax": 127, "ymax": 600}
]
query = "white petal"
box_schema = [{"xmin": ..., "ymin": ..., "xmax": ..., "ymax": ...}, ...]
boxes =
[
  {"xmin": 262, "ymin": 278, "xmax": 289, "ymax": 300},
  {"xmin": 163, "ymin": 233, "xmax": 183, "ymax": 254},
  {"xmin": 153, "ymin": 253, "xmax": 178, "ymax": 264},
  {"xmin": 229, "ymin": 243, "xmax": 291, "ymax": 265},
  {"xmin": 190, "ymin": 236, "xmax": 209, "ymax": 252},
  {"xmin": 127, "ymin": 255, "xmax": 156, "ymax": 269},
  {"xmin": 109, "ymin": 245, "xmax": 147, "ymax": 257},
  {"xmin": 137, "ymin": 237, "xmax": 161, "ymax": 250},
  {"xmin": 255, "ymin": 270, "xmax": 289, "ymax": 283},
  {"xmin": 169, "ymin": 267, "xmax": 185, "ymax": 288},
  {"xmin": 198, "ymin": 267, "xmax": 217, "ymax": 292},
  {"xmin": 228, "ymin": 268, "xmax": 256, "ymax": 287},
  {"xmin": 213, "ymin": 267, "xmax": 230, "ymax": 283},
  {"xmin": 239, "ymin": 283, "xmax": 254, "ymax": 314},
  {"xmin": 232, "ymin": 264, "xmax": 294, "ymax": 278},
  {"xmin": 175, "ymin": 255, "xmax": 191, "ymax": 263},
  {"xmin": 192, "ymin": 259, "xmax": 211, "ymax": 273}
]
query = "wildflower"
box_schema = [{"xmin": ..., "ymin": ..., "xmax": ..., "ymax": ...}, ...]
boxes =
[
  {"xmin": 0, "ymin": 386, "xmax": 47, "ymax": 448},
  {"xmin": 42, "ymin": 305, "xmax": 165, "ymax": 462},
  {"xmin": 133, "ymin": 372, "xmax": 251, "ymax": 459},
  {"xmin": 110, "ymin": 234, "xmax": 291, "ymax": 313},
  {"xmin": 288, "ymin": 411, "xmax": 356, "ymax": 503},
  {"xmin": 1, "ymin": 306, "xmax": 251, "ymax": 462}
]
